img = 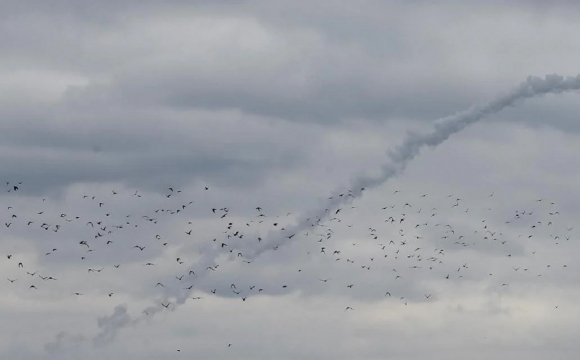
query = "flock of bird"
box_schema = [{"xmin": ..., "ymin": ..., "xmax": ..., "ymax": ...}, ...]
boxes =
[{"xmin": 1, "ymin": 180, "xmax": 576, "ymax": 354}]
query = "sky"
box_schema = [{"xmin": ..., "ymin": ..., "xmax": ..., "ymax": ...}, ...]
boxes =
[{"xmin": 1, "ymin": 1, "xmax": 580, "ymax": 359}]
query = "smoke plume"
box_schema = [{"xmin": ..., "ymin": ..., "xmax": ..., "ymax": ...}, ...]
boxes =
[
  {"xmin": 235, "ymin": 74, "xmax": 580, "ymax": 259},
  {"xmin": 89, "ymin": 73, "xmax": 580, "ymax": 346}
]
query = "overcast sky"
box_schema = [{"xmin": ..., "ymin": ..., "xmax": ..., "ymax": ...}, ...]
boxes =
[{"xmin": 1, "ymin": 1, "xmax": 580, "ymax": 359}]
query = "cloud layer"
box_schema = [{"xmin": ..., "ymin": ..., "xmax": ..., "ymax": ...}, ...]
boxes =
[{"xmin": 1, "ymin": 1, "xmax": 580, "ymax": 359}]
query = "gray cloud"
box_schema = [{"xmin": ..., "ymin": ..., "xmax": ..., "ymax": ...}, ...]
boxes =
[{"xmin": 1, "ymin": 1, "xmax": 580, "ymax": 359}]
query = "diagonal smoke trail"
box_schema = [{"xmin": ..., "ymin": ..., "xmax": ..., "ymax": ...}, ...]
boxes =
[
  {"xmin": 235, "ymin": 74, "xmax": 580, "ymax": 260},
  {"xmin": 89, "ymin": 73, "xmax": 580, "ymax": 347}
]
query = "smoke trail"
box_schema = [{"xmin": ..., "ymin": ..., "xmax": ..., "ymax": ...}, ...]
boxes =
[
  {"xmin": 89, "ymin": 73, "xmax": 580, "ymax": 346},
  {"xmin": 237, "ymin": 74, "xmax": 580, "ymax": 259}
]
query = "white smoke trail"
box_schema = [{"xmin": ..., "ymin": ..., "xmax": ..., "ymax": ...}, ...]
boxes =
[{"xmin": 89, "ymin": 73, "xmax": 580, "ymax": 346}]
